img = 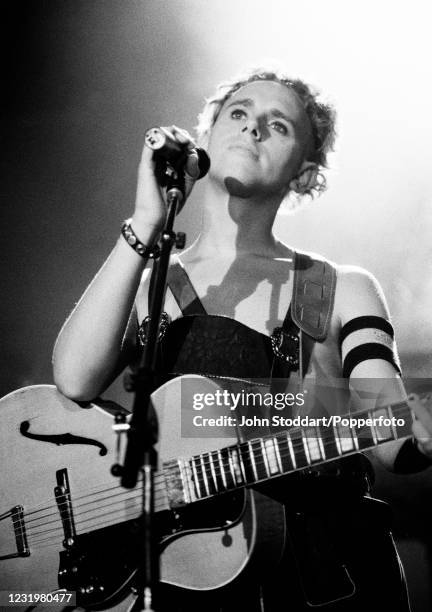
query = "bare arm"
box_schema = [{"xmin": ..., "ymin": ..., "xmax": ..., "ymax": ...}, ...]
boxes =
[
  {"xmin": 335, "ymin": 266, "xmax": 408, "ymax": 471},
  {"xmin": 53, "ymin": 126, "xmax": 196, "ymax": 401}
]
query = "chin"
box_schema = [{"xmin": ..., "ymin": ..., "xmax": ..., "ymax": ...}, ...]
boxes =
[{"xmin": 223, "ymin": 176, "xmax": 258, "ymax": 198}]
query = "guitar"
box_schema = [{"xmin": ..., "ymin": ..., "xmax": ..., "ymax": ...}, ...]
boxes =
[{"xmin": 0, "ymin": 378, "xmax": 424, "ymax": 609}]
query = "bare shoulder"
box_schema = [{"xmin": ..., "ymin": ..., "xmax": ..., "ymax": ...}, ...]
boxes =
[{"xmin": 333, "ymin": 264, "xmax": 390, "ymax": 327}]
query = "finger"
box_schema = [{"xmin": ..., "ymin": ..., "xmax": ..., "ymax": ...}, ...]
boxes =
[
  {"xmin": 407, "ymin": 392, "xmax": 432, "ymax": 434},
  {"xmin": 170, "ymin": 125, "xmax": 196, "ymax": 148},
  {"xmin": 140, "ymin": 141, "xmax": 157, "ymax": 167},
  {"xmin": 412, "ymin": 420, "xmax": 432, "ymax": 455},
  {"xmin": 412, "ymin": 419, "xmax": 430, "ymax": 442},
  {"xmin": 185, "ymin": 150, "xmax": 201, "ymax": 179}
]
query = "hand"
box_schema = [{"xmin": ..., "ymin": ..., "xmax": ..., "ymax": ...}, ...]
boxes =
[
  {"xmin": 408, "ymin": 392, "xmax": 432, "ymax": 458},
  {"xmin": 133, "ymin": 125, "xmax": 198, "ymax": 236}
]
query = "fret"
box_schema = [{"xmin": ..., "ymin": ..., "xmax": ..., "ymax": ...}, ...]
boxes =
[
  {"xmin": 178, "ymin": 460, "xmax": 195, "ymax": 504},
  {"xmin": 317, "ymin": 428, "xmax": 325, "ymax": 460},
  {"xmin": 303, "ymin": 427, "xmax": 324, "ymax": 462},
  {"xmin": 318, "ymin": 424, "xmax": 340, "ymax": 460},
  {"xmin": 372, "ymin": 408, "xmax": 393, "ymax": 443},
  {"xmin": 389, "ymin": 404, "xmax": 412, "ymax": 439},
  {"xmin": 351, "ymin": 427, "xmax": 360, "ymax": 451},
  {"xmin": 208, "ymin": 452, "xmax": 219, "ymax": 492},
  {"xmin": 262, "ymin": 438, "xmax": 280, "ymax": 475},
  {"xmin": 217, "ymin": 450, "xmax": 228, "ymax": 489},
  {"xmin": 229, "ymin": 448, "xmax": 245, "ymax": 485},
  {"xmin": 237, "ymin": 448, "xmax": 248, "ymax": 483},
  {"xmin": 247, "ymin": 441, "xmax": 259, "ymax": 481},
  {"xmin": 260, "ymin": 439, "xmax": 271, "ymax": 477},
  {"xmin": 227, "ymin": 448, "xmax": 239, "ymax": 485},
  {"xmin": 221, "ymin": 447, "xmax": 237, "ymax": 488},
  {"xmin": 192, "ymin": 455, "xmax": 207, "ymax": 498},
  {"xmin": 199, "ymin": 454, "xmax": 211, "ymax": 496},
  {"xmin": 201, "ymin": 454, "xmax": 218, "ymax": 495},
  {"xmin": 286, "ymin": 432, "xmax": 297, "ymax": 469},
  {"xmin": 274, "ymin": 432, "xmax": 295, "ymax": 472},
  {"xmin": 354, "ymin": 412, "xmax": 376, "ymax": 450},
  {"xmin": 271, "ymin": 437, "xmax": 283, "ymax": 473},
  {"xmin": 239, "ymin": 443, "xmax": 256, "ymax": 483},
  {"xmin": 302, "ymin": 436, "xmax": 311, "ymax": 464},
  {"xmin": 185, "ymin": 460, "xmax": 199, "ymax": 501},
  {"xmin": 369, "ymin": 417, "xmax": 378, "ymax": 446},
  {"xmin": 289, "ymin": 429, "xmax": 309, "ymax": 468},
  {"xmin": 335, "ymin": 422, "xmax": 356, "ymax": 453},
  {"xmin": 388, "ymin": 407, "xmax": 398, "ymax": 441},
  {"xmin": 191, "ymin": 457, "xmax": 202, "ymax": 499},
  {"xmin": 250, "ymin": 440, "xmax": 270, "ymax": 480}
]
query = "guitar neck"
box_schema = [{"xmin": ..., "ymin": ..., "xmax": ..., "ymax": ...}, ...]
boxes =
[{"xmin": 171, "ymin": 400, "xmax": 413, "ymax": 505}]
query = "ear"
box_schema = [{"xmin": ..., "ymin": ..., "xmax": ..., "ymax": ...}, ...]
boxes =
[{"xmin": 288, "ymin": 161, "xmax": 319, "ymax": 195}]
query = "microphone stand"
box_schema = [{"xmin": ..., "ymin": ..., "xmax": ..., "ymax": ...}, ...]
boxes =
[{"xmin": 117, "ymin": 165, "xmax": 186, "ymax": 612}]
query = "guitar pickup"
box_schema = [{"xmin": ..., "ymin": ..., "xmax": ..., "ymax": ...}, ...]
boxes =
[{"xmin": 0, "ymin": 505, "xmax": 30, "ymax": 559}]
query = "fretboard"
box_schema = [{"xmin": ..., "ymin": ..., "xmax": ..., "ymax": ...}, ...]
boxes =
[{"xmin": 167, "ymin": 400, "xmax": 413, "ymax": 506}]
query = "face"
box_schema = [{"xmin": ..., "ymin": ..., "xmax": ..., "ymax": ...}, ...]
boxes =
[{"xmin": 207, "ymin": 80, "xmax": 313, "ymax": 199}]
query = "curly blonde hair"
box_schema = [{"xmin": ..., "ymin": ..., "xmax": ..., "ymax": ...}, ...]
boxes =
[{"xmin": 196, "ymin": 67, "xmax": 336, "ymax": 198}]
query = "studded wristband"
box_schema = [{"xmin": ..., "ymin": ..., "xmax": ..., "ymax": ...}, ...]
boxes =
[{"xmin": 121, "ymin": 218, "xmax": 160, "ymax": 259}]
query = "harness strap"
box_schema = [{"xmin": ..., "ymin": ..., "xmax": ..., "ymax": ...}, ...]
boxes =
[
  {"xmin": 291, "ymin": 251, "xmax": 337, "ymax": 342},
  {"xmin": 166, "ymin": 256, "xmax": 207, "ymax": 315}
]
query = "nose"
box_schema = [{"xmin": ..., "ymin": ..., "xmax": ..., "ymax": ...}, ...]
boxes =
[{"xmin": 241, "ymin": 118, "xmax": 262, "ymax": 141}]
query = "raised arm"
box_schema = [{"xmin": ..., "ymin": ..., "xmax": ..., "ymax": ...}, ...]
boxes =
[{"xmin": 53, "ymin": 126, "xmax": 195, "ymax": 401}]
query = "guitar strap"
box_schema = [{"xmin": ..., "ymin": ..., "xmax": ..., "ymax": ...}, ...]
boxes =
[
  {"xmin": 166, "ymin": 257, "xmax": 207, "ymax": 315},
  {"xmin": 278, "ymin": 250, "xmax": 337, "ymax": 379}
]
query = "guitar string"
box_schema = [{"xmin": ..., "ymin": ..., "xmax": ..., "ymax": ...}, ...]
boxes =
[
  {"xmin": 11, "ymin": 474, "xmax": 172, "ymax": 540},
  {"xmin": 29, "ymin": 510, "xmax": 145, "ymax": 548},
  {"xmin": 29, "ymin": 495, "xmax": 159, "ymax": 540},
  {"xmin": 21, "ymin": 477, "xmax": 167, "ymax": 525},
  {"xmin": 16, "ymin": 493, "xmax": 169, "ymax": 545},
  {"xmin": 14, "ymin": 483, "xmax": 170, "ymax": 537},
  {"xmin": 18, "ymin": 398, "xmax": 413, "ymax": 524},
  {"xmin": 15, "ymin": 433, "xmax": 411, "ymax": 552},
  {"xmin": 10, "ymin": 403, "xmax": 407, "ymax": 515},
  {"xmin": 13, "ymin": 401, "xmax": 411, "ymax": 536},
  {"xmin": 182, "ymin": 402, "xmax": 413, "ymax": 491},
  {"xmin": 18, "ymin": 415, "xmax": 403, "ymax": 549},
  {"xmin": 20, "ymin": 472, "xmax": 161, "ymax": 518},
  {"xmin": 12, "ymin": 403, "xmax": 411, "ymax": 547},
  {"xmin": 16, "ymin": 424, "xmax": 411, "ymax": 545},
  {"xmin": 28, "ymin": 505, "xmax": 168, "ymax": 548}
]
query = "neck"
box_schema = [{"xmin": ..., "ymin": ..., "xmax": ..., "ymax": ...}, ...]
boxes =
[{"xmin": 188, "ymin": 178, "xmax": 284, "ymax": 260}]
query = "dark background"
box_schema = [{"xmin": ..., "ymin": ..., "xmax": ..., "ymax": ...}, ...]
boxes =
[{"xmin": 1, "ymin": 1, "xmax": 431, "ymax": 609}]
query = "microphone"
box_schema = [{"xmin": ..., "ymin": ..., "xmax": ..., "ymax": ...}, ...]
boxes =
[{"xmin": 145, "ymin": 127, "xmax": 210, "ymax": 180}]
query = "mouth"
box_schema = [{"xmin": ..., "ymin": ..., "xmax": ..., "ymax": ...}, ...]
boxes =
[{"xmin": 228, "ymin": 143, "xmax": 259, "ymax": 160}]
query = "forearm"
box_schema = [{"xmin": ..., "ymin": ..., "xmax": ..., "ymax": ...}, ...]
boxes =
[{"xmin": 53, "ymin": 217, "xmax": 159, "ymax": 401}]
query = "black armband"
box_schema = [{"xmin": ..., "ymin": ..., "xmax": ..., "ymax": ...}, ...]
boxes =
[
  {"xmin": 393, "ymin": 437, "xmax": 432, "ymax": 474},
  {"xmin": 339, "ymin": 316, "xmax": 394, "ymax": 344},
  {"xmin": 340, "ymin": 316, "xmax": 400, "ymax": 378},
  {"xmin": 342, "ymin": 343, "xmax": 401, "ymax": 378}
]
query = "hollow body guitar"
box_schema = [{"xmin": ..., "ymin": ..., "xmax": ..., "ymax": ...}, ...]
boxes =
[{"xmin": 0, "ymin": 379, "xmax": 287, "ymax": 609}]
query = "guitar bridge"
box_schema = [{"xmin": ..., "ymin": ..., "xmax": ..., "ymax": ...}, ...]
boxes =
[
  {"xmin": 0, "ymin": 505, "xmax": 30, "ymax": 559},
  {"xmin": 55, "ymin": 468, "xmax": 77, "ymax": 548}
]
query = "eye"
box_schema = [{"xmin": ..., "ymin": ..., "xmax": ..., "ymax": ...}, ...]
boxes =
[
  {"xmin": 269, "ymin": 120, "xmax": 288, "ymax": 135},
  {"xmin": 230, "ymin": 108, "xmax": 247, "ymax": 120}
]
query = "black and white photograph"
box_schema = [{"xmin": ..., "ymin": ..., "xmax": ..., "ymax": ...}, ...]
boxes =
[{"xmin": 1, "ymin": 1, "xmax": 432, "ymax": 611}]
